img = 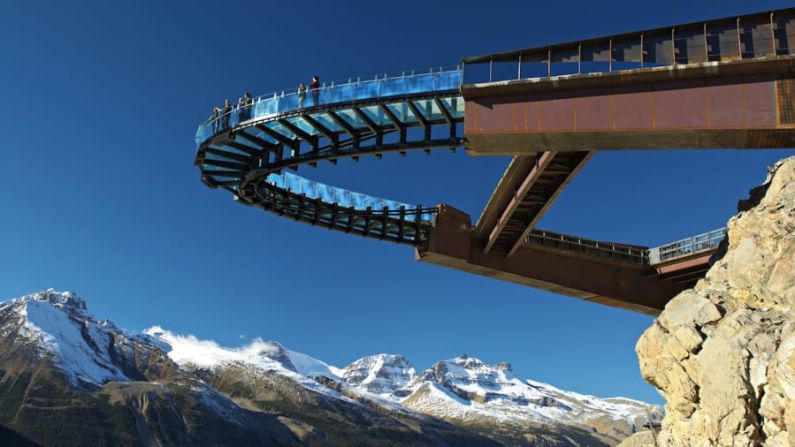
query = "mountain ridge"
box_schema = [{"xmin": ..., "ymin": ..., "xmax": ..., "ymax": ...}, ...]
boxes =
[{"xmin": 0, "ymin": 289, "xmax": 661, "ymax": 446}]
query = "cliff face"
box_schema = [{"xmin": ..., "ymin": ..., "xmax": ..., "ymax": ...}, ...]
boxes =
[{"xmin": 627, "ymin": 157, "xmax": 795, "ymax": 446}]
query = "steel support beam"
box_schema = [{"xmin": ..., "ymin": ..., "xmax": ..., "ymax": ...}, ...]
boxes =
[{"xmin": 419, "ymin": 205, "xmax": 706, "ymax": 315}]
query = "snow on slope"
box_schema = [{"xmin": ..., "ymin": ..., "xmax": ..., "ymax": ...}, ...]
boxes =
[
  {"xmin": 144, "ymin": 326, "xmax": 346, "ymax": 399},
  {"xmin": 144, "ymin": 326, "xmax": 342, "ymax": 377},
  {"xmin": 0, "ymin": 290, "xmax": 661, "ymax": 432},
  {"xmin": 3, "ymin": 290, "xmax": 129, "ymax": 386},
  {"xmin": 399, "ymin": 355, "xmax": 662, "ymax": 429},
  {"xmin": 341, "ymin": 354, "xmax": 415, "ymax": 395}
]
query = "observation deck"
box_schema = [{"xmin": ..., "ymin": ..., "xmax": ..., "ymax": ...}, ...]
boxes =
[
  {"xmin": 195, "ymin": 67, "xmax": 463, "ymax": 245},
  {"xmin": 194, "ymin": 7, "xmax": 794, "ymax": 315}
]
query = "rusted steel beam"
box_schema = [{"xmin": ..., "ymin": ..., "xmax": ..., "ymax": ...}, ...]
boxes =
[
  {"xmin": 505, "ymin": 151, "xmax": 593, "ymax": 257},
  {"xmin": 475, "ymin": 156, "xmax": 539, "ymax": 237},
  {"xmin": 654, "ymin": 252, "xmax": 715, "ymax": 275},
  {"xmin": 483, "ymin": 151, "xmax": 557, "ymax": 253},
  {"xmin": 418, "ymin": 205, "xmax": 690, "ymax": 316},
  {"xmin": 462, "ymin": 57, "xmax": 795, "ymax": 98},
  {"xmin": 464, "ymin": 64, "xmax": 795, "ymax": 153},
  {"xmin": 478, "ymin": 151, "xmax": 592, "ymax": 256}
]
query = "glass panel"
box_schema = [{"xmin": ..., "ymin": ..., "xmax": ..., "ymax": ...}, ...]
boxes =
[
  {"xmin": 359, "ymin": 105, "xmax": 385, "ymax": 127},
  {"xmin": 410, "ymin": 99, "xmax": 433, "ymax": 121},
  {"xmin": 311, "ymin": 113, "xmax": 340, "ymax": 132},
  {"xmin": 285, "ymin": 116, "xmax": 318, "ymax": 136},
  {"xmin": 242, "ymin": 128, "xmax": 278, "ymax": 145},
  {"xmin": 386, "ymin": 103, "xmax": 414, "ymax": 124},
  {"xmin": 196, "ymin": 68, "xmax": 463, "ymax": 148},
  {"xmin": 334, "ymin": 109, "xmax": 364, "ymax": 130},
  {"xmin": 263, "ymin": 171, "xmax": 431, "ymax": 222},
  {"xmin": 267, "ymin": 121, "xmax": 297, "ymax": 139}
]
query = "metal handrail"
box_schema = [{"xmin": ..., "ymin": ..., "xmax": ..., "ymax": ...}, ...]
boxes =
[
  {"xmin": 525, "ymin": 230, "xmax": 649, "ymax": 263},
  {"xmin": 524, "ymin": 227, "xmax": 728, "ymax": 266},
  {"xmin": 648, "ymin": 228, "xmax": 727, "ymax": 264}
]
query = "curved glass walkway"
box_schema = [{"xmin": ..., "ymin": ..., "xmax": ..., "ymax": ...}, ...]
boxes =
[{"xmin": 194, "ymin": 67, "xmax": 464, "ymax": 244}]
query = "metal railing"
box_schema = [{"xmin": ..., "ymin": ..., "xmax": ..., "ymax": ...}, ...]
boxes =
[
  {"xmin": 525, "ymin": 229, "xmax": 649, "ymax": 264},
  {"xmin": 524, "ymin": 227, "xmax": 728, "ymax": 266},
  {"xmin": 648, "ymin": 228, "xmax": 727, "ymax": 265},
  {"xmin": 265, "ymin": 171, "xmax": 436, "ymax": 223},
  {"xmin": 462, "ymin": 8, "xmax": 795, "ymax": 85}
]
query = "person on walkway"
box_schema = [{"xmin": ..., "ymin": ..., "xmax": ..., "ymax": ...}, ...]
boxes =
[
  {"xmin": 211, "ymin": 106, "xmax": 222, "ymax": 133},
  {"xmin": 221, "ymin": 98, "xmax": 232, "ymax": 130},
  {"xmin": 241, "ymin": 92, "xmax": 253, "ymax": 121},
  {"xmin": 297, "ymin": 83, "xmax": 307, "ymax": 109},
  {"xmin": 310, "ymin": 75, "xmax": 320, "ymax": 106}
]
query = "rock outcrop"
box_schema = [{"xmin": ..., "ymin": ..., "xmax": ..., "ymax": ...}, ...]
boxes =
[{"xmin": 623, "ymin": 157, "xmax": 795, "ymax": 446}]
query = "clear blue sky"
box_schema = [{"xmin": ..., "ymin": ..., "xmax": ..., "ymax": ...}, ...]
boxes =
[{"xmin": 1, "ymin": 0, "xmax": 793, "ymax": 404}]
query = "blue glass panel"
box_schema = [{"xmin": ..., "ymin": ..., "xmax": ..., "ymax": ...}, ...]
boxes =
[
  {"xmin": 351, "ymin": 81, "xmax": 380, "ymax": 101},
  {"xmin": 279, "ymin": 94, "xmax": 299, "ymax": 113},
  {"xmin": 380, "ymin": 77, "xmax": 408, "ymax": 97},
  {"xmin": 196, "ymin": 68, "xmax": 463, "ymax": 148},
  {"xmin": 195, "ymin": 124, "xmax": 212, "ymax": 146},
  {"xmin": 326, "ymin": 84, "xmax": 354, "ymax": 104},
  {"xmin": 286, "ymin": 116, "xmax": 318, "ymax": 136},
  {"xmin": 386, "ymin": 103, "xmax": 413, "ymax": 124},
  {"xmin": 253, "ymin": 97, "xmax": 278, "ymax": 118},
  {"xmin": 267, "ymin": 122, "xmax": 296, "ymax": 139},
  {"xmin": 438, "ymin": 71, "xmax": 462, "ymax": 90},
  {"xmin": 335, "ymin": 109, "xmax": 363, "ymax": 129},
  {"xmin": 311, "ymin": 113, "xmax": 340, "ymax": 132},
  {"xmin": 359, "ymin": 105, "xmax": 384, "ymax": 126},
  {"xmin": 407, "ymin": 74, "xmax": 435, "ymax": 93}
]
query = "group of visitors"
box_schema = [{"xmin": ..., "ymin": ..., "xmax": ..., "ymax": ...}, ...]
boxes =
[
  {"xmin": 208, "ymin": 75, "xmax": 321, "ymax": 134},
  {"xmin": 210, "ymin": 92, "xmax": 253, "ymax": 133},
  {"xmin": 297, "ymin": 75, "xmax": 321, "ymax": 109}
]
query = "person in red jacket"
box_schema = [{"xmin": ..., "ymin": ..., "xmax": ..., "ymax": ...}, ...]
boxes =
[{"xmin": 310, "ymin": 75, "xmax": 320, "ymax": 106}]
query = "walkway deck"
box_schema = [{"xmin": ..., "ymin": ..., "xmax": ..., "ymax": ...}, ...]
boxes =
[{"xmin": 194, "ymin": 7, "xmax": 793, "ymax": 313}]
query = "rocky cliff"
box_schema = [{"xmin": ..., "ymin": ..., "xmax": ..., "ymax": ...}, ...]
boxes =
[{"xmin": 622, "ymin": 157, "xmax": 795, "ymax": 446}]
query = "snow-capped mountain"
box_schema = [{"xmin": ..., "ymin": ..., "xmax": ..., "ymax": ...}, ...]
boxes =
[
  {"xmin": 0, "ymin": 290, "xmax": 662, "ymax": 447},
  {"xmin": 0, "ymin": 290, "xmax": 160, "ymax": 387},
  {"xmin": 400, "ymin": 355, "xmax": 662, "ymax": 439},
  {"xmin": 341, "ymin": 354, "xmax": 416, "ymax": 395}
]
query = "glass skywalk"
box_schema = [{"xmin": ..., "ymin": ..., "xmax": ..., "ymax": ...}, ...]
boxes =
[
  {"xmin": 194, "ymin": 66, "xmax": 465, "ymax": 244},
  {"xmin": 195, "ymin": 67, "xmax": 462, "ymax": 147}
]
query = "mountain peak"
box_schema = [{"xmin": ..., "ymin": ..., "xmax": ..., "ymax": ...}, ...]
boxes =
[
  {"xmin": 0, "ymin": 289, "xmax": 138, "ymax": 387},
  {"xmin": 144, "ymin": 327, "xmax": 343, "ymax": 380},
  {"xmin": 341, "ymin": 354, "xmax": 415, "ymax": 395},
  {"xmin": 13, "ymin": 289, "xmax": 87, "ymax": 314}
]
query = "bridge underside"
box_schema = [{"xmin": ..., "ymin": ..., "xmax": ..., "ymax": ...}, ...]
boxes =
[{"xmin": 418, "ymin": 206, "xmax": 716, "ymax": 316}]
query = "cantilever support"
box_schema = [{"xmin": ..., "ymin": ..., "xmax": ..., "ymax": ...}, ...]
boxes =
[{"xmin": 418, "ymin": 205, "xmax": 690, "ymax": 316}]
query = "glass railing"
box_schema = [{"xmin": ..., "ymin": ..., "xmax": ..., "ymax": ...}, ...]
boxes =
[
  {"xmin": 265, "ymin": 171, "xmax": 435, "ymax": 222},
  {"xmin": 195, "ymin": 66, "xmax": 463, "ymax": 147}
]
